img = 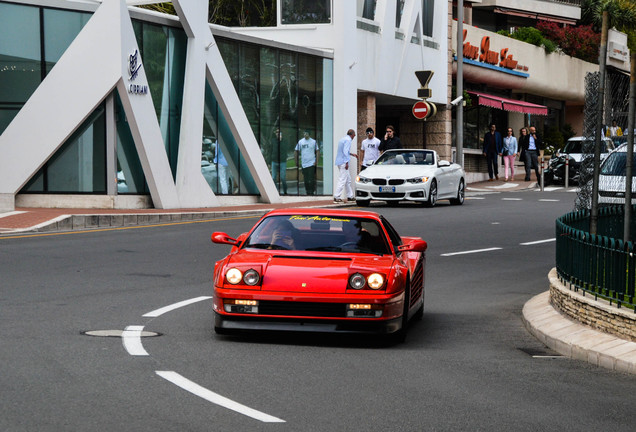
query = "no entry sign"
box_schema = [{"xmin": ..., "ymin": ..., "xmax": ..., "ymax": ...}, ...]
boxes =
[{"xmin": 412, "ymin": 101, "xmax": 429, "ymax": 119}]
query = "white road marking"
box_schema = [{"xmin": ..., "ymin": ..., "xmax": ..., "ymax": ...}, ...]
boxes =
[
  {"xmin": 466, "ymin": 196, "xmax": 485, "ymax": 199},
  {"xmin": 502, "ymin": 197, "xmax": 523, "ymax": 201},
  {"xmin": 543, "ymin": 187, "xmax": 562, "ymax": 191},
  {"xmin": 122, "ymin": 325, "xmax": 149, "ymax": 356},
  {"xmin": 441, "ymin": 247, "xmax": 502, "ymax": 256},
  {"xmin": 156, "ymin": 371, "xmax": 285, "ymax": 423},
  {"xmin": 539, "ymin": 199, "xmax": 560, "ymax": 202},
  {"xmin": 143, "ymin": 296, "xmax": 212, "ymax": 317},
  {"xmin": 520, "ymin": 238, "xmax": 555, "ymax": 245}
]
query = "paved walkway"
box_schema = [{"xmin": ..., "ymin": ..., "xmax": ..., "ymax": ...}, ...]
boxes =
[{"xmin": 5, "ymin": 176, "xmax": 633, "ymax": 374}]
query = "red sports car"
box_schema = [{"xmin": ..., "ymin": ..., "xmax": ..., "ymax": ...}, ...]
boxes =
[{"xmin": 211, "ymin": 209, "xmax": 426, "ymax": 341}]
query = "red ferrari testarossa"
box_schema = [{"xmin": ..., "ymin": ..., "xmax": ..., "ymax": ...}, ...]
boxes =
[{"xmin": 211, "ymin": 208, "xmax": 426, "ymax": 341}]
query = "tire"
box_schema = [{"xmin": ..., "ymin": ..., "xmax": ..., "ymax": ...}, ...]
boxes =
[
  {"xmin": 450, "ymin": 179, "xmax": 465, "ymax": 205},
  {"xmin": 391, "ymin": 283, "xmax": 410, "ymax": 344},
  {"xmin": 356, "ymin": 199, "xmax": 370, "ymax": 207},
  {"xmin": 424, "ymin": 179, "xmax": 437, "ymax": 207}
]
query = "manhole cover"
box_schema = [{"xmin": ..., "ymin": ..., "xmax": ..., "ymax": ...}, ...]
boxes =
[{"xmin": 82, "ymin": 330, "xmax": 161, "ymax": 337}]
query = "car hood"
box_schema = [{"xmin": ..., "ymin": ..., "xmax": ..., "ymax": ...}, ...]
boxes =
[
  {"xmin": 228, "ymin": 251, "xmax": 394, "ymax": 293},
  {"xmin": 358, "ymin": 164, "xmax": 435, "ymax": 179}
]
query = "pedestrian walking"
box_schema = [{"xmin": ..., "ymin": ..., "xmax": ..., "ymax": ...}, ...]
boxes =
[
  {"xmin": 521, "ymin": 126, "xmax": 542, "ymax": 182},
  {"xmin": 334, "ymin": 129, "xmax": 356, "ymax": 202},
  {"xmin": 360, "ymin": 127, "xmax": 380, "ymax": 170},
  {"xmin": 482, "ymin": 123, "xmax": 502, "ymax": 181},
  {"xmin": 379, "ymin": 125, "xmax": 401, "ymax": 152},
  {"xmin": 502, "ymin": 127, "xmax": 518, "ymax": 181}
]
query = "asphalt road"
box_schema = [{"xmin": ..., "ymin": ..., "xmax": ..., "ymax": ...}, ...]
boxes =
[{"xmin": 1, "ymin": 189, "xmax": 634, "ymax": 431}]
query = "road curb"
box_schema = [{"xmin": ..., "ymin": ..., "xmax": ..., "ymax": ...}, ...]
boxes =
[{"xmin": 522, "ymin": 282, "xmax": 636, "ymax": 375}]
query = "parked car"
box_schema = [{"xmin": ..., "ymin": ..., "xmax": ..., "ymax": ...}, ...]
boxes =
[
  {"xmin": 598, "ymin": 143, "xmax": 636, "ymax": 205},
  {"xmin": 544, "ymin": 136, "xmax": 614, "ymax": 185},
  {"xmin": 211, "ymin": 208, "xmax": 427, "ymax": 342},
  {"xmin": 354, "ymin": 149, "xmax": 465, "ymax": 207}
]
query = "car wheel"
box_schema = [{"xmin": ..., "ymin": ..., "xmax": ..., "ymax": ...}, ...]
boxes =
[
  {"xmin": 450, "ymin": 179, "xmax": 464, "ymax": 205},
  {"xmin": 391, "ymin": 283, "xmax": 410, "ymax": 344},
  {"xmin": 425, "ymin": 179, "xmax": 437, "ymax": 207},
  {"xmin": 356, "ymin": 199, "xmax": 370, "ymax": 207}
]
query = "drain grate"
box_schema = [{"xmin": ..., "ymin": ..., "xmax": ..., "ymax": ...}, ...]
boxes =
[{"xmin": 518, "ymin": 347, "xmax": 564, "ymax": 358}]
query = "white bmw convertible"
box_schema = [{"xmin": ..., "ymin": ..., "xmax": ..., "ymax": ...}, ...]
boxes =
[{"xmin": 355, "ymin": 149, "xmax": 465, "ymax": 207}]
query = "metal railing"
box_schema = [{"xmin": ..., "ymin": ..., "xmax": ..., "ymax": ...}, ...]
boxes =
[
  {"xmin": 546, "ymin": 0, "xmax": 582, "ymax": 6},
  {"xmin": 556, "ymin": 205, "xmax": 636, "ymax": 310}
]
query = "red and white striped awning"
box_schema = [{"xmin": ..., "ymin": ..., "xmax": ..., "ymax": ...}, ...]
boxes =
[{"xmin": 467, "ymin": 91, "xmax": 548, "ymax": 116}]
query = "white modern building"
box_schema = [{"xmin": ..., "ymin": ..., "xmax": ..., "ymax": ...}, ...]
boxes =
[{"xmin": 0, "ymin": 0, "xmax": 452, "ymax": 211}]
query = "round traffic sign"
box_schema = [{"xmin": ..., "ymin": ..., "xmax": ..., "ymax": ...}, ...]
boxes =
[{"xmin": 412, "ymin": 101, "xmax": 429, "ymax": 120}]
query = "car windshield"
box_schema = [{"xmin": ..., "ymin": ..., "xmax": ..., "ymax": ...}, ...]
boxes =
[
  {"xmin": 243, "ymin": 215, "xmax": 391, "ymax": 255},
  {"xmin": 375, "ymin": 151, "xmax": 434, "ymax": 166},
  {"xmin": 600, "ymin": 152, "xmax": 636, "ymax": 176}
]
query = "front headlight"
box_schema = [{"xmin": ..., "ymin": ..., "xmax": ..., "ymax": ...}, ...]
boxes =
[
  {"xmin": 243, "ymin": 269, "xmax": 260, "ymax": 286},
  {"xmin": 226, "ymin": 268, "xmax": 242, "ymax": 284},
  {"xmin": 356, "ymin": 176, "xmax": 371, "ymax": 183},
  {"xmin": 367, "ymin": 273, "xmax": 384, "ymax": 289},
  {"xmin": 349, "ymin": 273, "xmax": 366, "ymax": 289},
  {"xmin": 407, "ymin": 176, "xmax": 429, "ymax": 184}
]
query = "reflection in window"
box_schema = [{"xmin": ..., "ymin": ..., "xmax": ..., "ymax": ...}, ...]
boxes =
[
  {"xmin": 43, "ymin": 9, "xmax": 90, "ymax": 75},
  {"xmin": 422, "ymin": 0, "xmax": 434, "ymax": 37},
  {"xmin": 0, "ymin": 2, "xmax": 41, "ymax": 105},
  {"xmin": 22, "ymin": 104, "xmax": 106, "ymax": 193},
  {"xmin": 358, "ymin": 0, "xmax": 377, "ymax": 20},
  {"xmin": 396, "ymin": 0, "xmax": 405, "ymax": 27},
  {"xmin": 281, "ymin": 0, "xmax": 331, "ymax": 24},
  {"xmin": 115, "ymin": 93, "xmax": 148, "ymax": 195}
]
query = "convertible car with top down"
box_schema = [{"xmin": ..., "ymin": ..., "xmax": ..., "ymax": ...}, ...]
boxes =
[
  {"xmin": 211, "ymin": 209, "xmax": 427, "ymax": 342},
  {"xmin": 355, "ymin": 149, "xmax": 465, "ymax": 207}
]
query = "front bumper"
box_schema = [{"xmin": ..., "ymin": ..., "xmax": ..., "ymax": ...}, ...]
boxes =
[
  {"xmin": 355, "ymin": 183, "xmax": 428, "ymax": 201},
  {"xmin": 215, "ymin": 312, "xmax": 403, "ymax": 334}
]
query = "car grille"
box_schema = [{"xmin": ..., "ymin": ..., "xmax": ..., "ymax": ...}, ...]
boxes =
[
  {"xmin": 599, "ymin": 191, "xmax": 625, "ymax": 198},
  {"xmin": 371, "ymin": 192, "xmax": 406, "ymax": 198},
  {"xmin": 371, "ymin": 179, "xmax": 405, "ymax": 186},
  {"xmin": 259, "ymin": 301, "xmax": 346, "ymax": 317}
]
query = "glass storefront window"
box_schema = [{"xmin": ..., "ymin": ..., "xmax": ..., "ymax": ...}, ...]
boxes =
[
  {"xmin": 115, "ymin": 93, "xmax": 148, "ymax": 195},
  {"xmin": 22, "ymin": 103, "xmax": 106, "ymax": 193},
  {"xmin": 0, "ymin": 2, "xmax": 41, "ymax": 104},
  {"xmin": 43, "ymin": 9, "xmax": 90, "ymax": 75},
  {"xmin": 281, "ymin": 0, "xmax": 331, "ymax": 24}
]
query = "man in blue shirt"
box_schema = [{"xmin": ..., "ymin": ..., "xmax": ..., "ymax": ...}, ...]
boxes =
[{"xmin": 334, "ymin": 129, "xmax": 356, "ymax": 202}]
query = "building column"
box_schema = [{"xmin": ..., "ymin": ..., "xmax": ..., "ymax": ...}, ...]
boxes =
[
  {"xmin": 356, "ymin": 93, "xmax": 376, "ymax": 165},
  {"xmin": 424, "ymin": 107, "xmax": 452, "ymax": 161}
]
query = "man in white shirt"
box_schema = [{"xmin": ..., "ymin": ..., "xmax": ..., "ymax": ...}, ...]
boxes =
[
  {"xmin": 334, "ymin": 129, "xmax": 356, "ymax": 202},
  {"xmin": 360, "ymin": 127, "xmax": 380, "ymax": 170},
  {"xmin": 294, "ymin": 131, "xmax": 319, "ymax": 195}
]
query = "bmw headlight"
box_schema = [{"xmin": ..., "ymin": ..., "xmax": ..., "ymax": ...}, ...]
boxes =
[
  {"xmin": 356, "ymin": 176, "xmax": 371, "ymax": 184},
  {"xmin": 407, "ymin": 176, "xmax": 429, "ymax": 184}
]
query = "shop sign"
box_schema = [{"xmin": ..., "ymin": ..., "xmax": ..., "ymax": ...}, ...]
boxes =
[
  {"xmin": 127, "ymin": 50, "xmax": 148, "ymax": 95},
  {"xmin": 462, "ymin": 29, "xmax": 529, "ymax": 73}
]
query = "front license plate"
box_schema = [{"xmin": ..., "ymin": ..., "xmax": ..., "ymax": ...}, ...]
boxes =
[{"xmin": 379, "ymin": 186, "xmax": 396, "ymax": 192}]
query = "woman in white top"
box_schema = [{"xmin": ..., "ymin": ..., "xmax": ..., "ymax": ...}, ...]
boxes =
[{"xmin": 502, "ymin": 127, "xmax": 518, "ymax": 181}]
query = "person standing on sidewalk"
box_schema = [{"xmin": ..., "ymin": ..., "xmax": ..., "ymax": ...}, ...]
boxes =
[
  {"xmin": 360, "ymin": 127, "xmax": 380, "ymax": 170},
  {"xmin": 334, "ymin": 129, "xmax": 356, "ymax": 203},
  {"xmin": 521, "ymin": 126, "xmax": 542, "ymax": 182},
  {"xmin": 482, "ymin": 123, "xmax": 502, "ymax": 181},
  {"xmin": 294, "ymin": 130, "xmax": 319, "ymax": 195},
  {"xmin": 502, "ymin": 127, "xmax": 518, "ymax": 181},
  {"xmin": 379, "ymin": 125, "xmax": 401, "ymax": 152}
]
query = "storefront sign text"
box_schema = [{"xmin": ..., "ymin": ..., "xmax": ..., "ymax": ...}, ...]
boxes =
[
  {"xmin": 463, "ymin": 30, "xmax": 529, "ymax": 73},
  {"xmin": 127, "ymin": 49, "xmax": 148, "ymax": 95}
]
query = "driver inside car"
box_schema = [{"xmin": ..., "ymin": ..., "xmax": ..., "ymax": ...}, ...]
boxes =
[{"xmin": 269, "ymin": 220, "xmax": 297, "ymax": 250}]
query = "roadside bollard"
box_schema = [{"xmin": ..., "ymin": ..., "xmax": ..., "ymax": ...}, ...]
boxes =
[
  {"xmin": 565, "ymin": 154, "xmax": 569, "ymax": 189},
  {"xmin": 540, "ymin": 157, "xmax": 544, "ymax": 191}
]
